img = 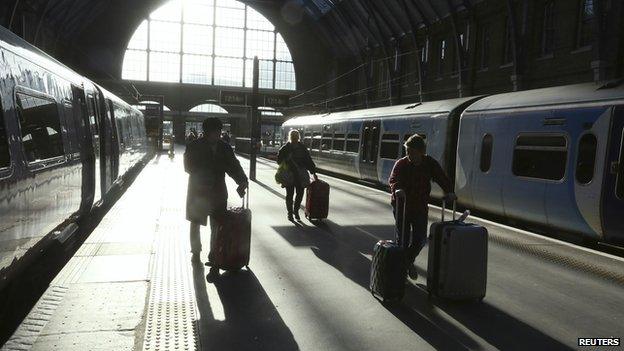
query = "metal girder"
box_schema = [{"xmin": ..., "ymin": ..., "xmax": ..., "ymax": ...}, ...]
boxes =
[
  {"xmin": 406, "ymin": 0, "xmax": 431, "ymax": 28},
  {"xmin": 34, "ymin": 0, "xmax": 53, "ymax": 44},
  {"xmin": 9, "ymin": 0, "xmax": 22, "ymax": 30},
  {"xmin": 400, "ymin": 0, "xmax": 425, "ymax": 101},
  {"xmin": 359, "ymin": 0, "xmax": 394, "ymax": 41},
  {"xmin": 341, "ymin": 0, "xmax": 382, "ymax": 48},
  {"xmin": 368, "ymin": 0, "xmax": 407, "ymax": 39}
]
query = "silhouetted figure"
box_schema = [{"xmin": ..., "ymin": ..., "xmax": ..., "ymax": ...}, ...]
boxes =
[
  {"xmin": 186, "ymin": 128, "xmax": 198, "ymax": 144},
  {"xmin": 184, "ymin": 118, "xmax": 248, "ymax": 278},
  {"xmin": 277, "ymin": 130, "xmax": 317, "ymax": 221},
  {"xmin": 389, "ymin": 134, "xmax": 456, "ymax": 280},
  {"xmin": 221, "ymin": 131, "xmax": 231, "ymax": 144}
]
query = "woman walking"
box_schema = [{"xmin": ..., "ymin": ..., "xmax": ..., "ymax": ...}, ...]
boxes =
[{"xmin": 277, "ymin": 130, "xmax": 317, "ymax": 221}]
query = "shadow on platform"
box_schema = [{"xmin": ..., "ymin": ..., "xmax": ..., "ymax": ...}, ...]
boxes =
[
  {"xmin": 191, "ymin": 261, "xmax": 299, "ymax": 351},
  {"xmin": 271, "ymin": 221, "xmax": 572, "ymax": 351}
]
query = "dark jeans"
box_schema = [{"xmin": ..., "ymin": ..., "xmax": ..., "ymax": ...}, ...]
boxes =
[
  {"xmin": 393, "ymin": 207, "xmax": 429, "ymax": 265},
  {"xmin": 285, "ymin": 185, "xmax": 305, "ymax": 215}
]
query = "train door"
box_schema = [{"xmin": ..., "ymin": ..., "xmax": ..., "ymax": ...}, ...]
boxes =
[
  {"xmin": 601, "ymin": 106, "xmax": 624, "ymax": 242},
  {"xmin": 107, "ymin": 99, "xmax": 120, "ymax": 180},
  {"xmin": 85, "ymin": 92, "xmax": 102, "ymax": 203},
  {"xmin": 359, "ymin": 120, "xmax": 380, "ymax": 181},
  {"xmin": 71, "ymin": 85, "xmax": 95, "ymax": 213}
]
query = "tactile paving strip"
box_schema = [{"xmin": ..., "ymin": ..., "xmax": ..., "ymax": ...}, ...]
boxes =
[
  {"xmin": 1, "ymin": 286, "xmax": 68, "ymax": 351},
  {"xmin": 142, "ymin": 175, "xmax": 199, "ymax": 351}
]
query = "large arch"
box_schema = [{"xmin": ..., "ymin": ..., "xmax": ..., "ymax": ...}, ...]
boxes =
[{"xmin": 121, "ymin": 0, "xmax": 296, "ymax": 90}]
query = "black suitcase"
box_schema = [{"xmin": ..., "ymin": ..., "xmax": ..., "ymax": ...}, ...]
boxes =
[
  {"xmin": 370, "ymin": 197, "xmax": 407, "ymax": 302},
  {"xmin": 427, "ymin": 200, "xmax": 488, "ymax": 301}
]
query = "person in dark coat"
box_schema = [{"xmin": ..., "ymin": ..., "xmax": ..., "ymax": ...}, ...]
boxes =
[
  {"xmin": 277, "ymin": 130, "xmax": 317, "ymax": 221},
  {"xmin": 388, "ymin": 134, "xmax": 456, "ymax": 280},
  {"xmin": 184, "ymin": 118, "xmax": 248, "ymax": 276}
]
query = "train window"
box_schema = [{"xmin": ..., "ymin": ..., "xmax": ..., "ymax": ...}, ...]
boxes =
[
  {"xmin": 311, "ymin": 133, "xmax": 321, "ymax": 150},
  {"xmin": 617, "ymin": 128, "xmax": 624, "ymax": 199},
  {"xmin": 16, "ymin": 93, "xmax": 64, "ymax": 163},
  {"xmin": 303, "ymin": 132, "xmax": 311, "ymax": 148},
  {"xmin": 0, "ymin": 107, "xmax": 9, "ymax": 168},
  {"xmin": 480, "ymin": 134, "xmax": 493, "ymax": 172},
  {"xmin": 332, "ymin": 133, "xmax": 345, "ymax": 151},
  {"xmin": 380, "ymin": 134, "xmax": 400, "ymax": 159},
  {"xmin": 322, "ymin": 133, "xmax": 332, "ymax": 150},
  {"xmin": 575, "ymin": 134, "xmax": 597, "ymax": 184},
  {"xmin": 512, "ymin": 134, "xmax": 567, "ymax": 181},
  {"xmin": 345, "ymin": 133, "xmax": 359, "ymax": 153}
]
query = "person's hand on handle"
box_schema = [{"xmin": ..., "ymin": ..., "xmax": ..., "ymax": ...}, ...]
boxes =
[
  {"xmin": 394, "ymin": 189, "xmax": 406, "ymax": 199},
  {"xmin": 237, "ymin": 183, "xmax": 248, "ymax": 198}
]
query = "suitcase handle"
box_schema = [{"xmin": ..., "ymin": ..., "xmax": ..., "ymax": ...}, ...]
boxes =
[
  {"xmin": 241, "ymin": 184, "xmax": 250, "ymax": 209},
  {"xmin": 394, "ymin": 191, "xmax": 408, "ymax": 249},
  {"xmin": 441, "ymin": 199, "xmax": 456, "ymax": 222}
]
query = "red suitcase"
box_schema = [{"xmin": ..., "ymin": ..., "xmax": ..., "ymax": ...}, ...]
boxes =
[
  {"xmin": 305, "ymin": 179, "xmax": 329, "ymax": 220},
  {"xmin": 212, "ymin": 193, "xmax": 251, "ymax": 271}
]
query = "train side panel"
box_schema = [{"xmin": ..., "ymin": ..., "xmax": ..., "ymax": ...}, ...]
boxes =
[{"xmin": 0, "ymin": 47, "xmax": 84, "ymax": 278}]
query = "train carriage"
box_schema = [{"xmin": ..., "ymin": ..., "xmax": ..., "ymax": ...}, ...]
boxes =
[
  {"xmin": 457, "ymin": 82, "xmax": 624, "ymax": 244},
  {"xmin": 283, "ymin": 96, "xmax": 480, "ymax": 199},
  {"xmin": 0, "ymin": 25, "xmax": 149, "ymax": 288},
  {"xmin": 283, "ymin": 82, "xmax": 624, "ymax": 245}
]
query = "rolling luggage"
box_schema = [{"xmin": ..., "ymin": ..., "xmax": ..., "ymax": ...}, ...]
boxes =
[
  {"xmin": 212, "ymin": 192, "xmax": 252, "ymax": 271},
  {"xmin": 370, "ymin": 197, "xmax": 408, "ymax": 302},
  {"xmin": 305, "ymin": 179, "xmax": 329, "ymax": 220},
  {"xmin": 427, "ymin": 200, "xmax": 488, "ymax": 301}
]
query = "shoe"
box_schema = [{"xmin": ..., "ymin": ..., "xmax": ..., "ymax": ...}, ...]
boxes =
[
  {"xmin": 287, "ymin": 213, "xmax": 294, "ymax": 221},
  {"xmin": 407, "ymin": 264, "xmax": 418, "ymax": 280},
  {"xmin": 294, "ymin": 212, "xmax": 301, "ymax": 221},
  {"xmin": 206, "ymin": 267, "xmax": 219, "ymax": 283}
]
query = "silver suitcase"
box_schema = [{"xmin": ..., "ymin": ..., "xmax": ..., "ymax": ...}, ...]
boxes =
[{"xmin": 427, "ymin": 200, "xmax": 488, "ymax": 301}]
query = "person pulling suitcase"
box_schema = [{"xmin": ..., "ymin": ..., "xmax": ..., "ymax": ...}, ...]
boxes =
[
  {"xmin": 388, "ymin": 134, "xmax": 456, "ymax": 280},
  {"xmin": 184, "ymin": 118, "xmax": 248, "ymax": 281}
]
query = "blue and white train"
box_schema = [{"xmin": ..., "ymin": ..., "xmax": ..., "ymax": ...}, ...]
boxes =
[
  {"xmin": 282, "ymin": 83, "xmax": 624, "ymax": 245},
  {"xmin": 0, "ymin": 25, "xmax": 150, "ymax": 289}
]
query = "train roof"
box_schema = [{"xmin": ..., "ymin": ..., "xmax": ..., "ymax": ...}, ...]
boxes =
[
  {"xmin": 283, "ymin": 96, "xmax": 480, "ymax": 126},
  {"xmin": 0, "ymin": 25, "xmax": 86, "ymax": 86},
  {"xmin": 464, "ymin": 82, "xmax": 624, "ymax": 112}
]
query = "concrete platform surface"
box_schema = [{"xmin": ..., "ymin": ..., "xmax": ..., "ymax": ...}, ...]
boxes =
[{"xmin": 3, "ymin": 151, "xmax": 624, "ymax": 351}]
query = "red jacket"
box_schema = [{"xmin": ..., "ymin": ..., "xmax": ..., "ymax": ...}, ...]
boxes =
[{"xmin": 389, "ymin": 156, "xmax": 452, "ymax": 216}]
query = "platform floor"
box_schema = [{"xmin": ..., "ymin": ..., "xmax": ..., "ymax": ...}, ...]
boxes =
[{"xmin": 4, "ymin": 150, "xmax": 624, "ymax": 351}]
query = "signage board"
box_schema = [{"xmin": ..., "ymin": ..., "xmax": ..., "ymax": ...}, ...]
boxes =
[
  {"xmin": 220, "ymin": 91, "xmax": 247, "ymax": 106},
  {"xmin": 263, "ymin": 94, "xmax": 289, "ymax": 108}
]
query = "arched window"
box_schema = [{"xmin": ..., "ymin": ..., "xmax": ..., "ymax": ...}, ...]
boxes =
[
  {"xmin": 190, "ymin": 104, "xmax": 228, "ymax": 113},
  {"xmin": 122, "ymin": 0, "xmax": 296, "ymax": 90}
]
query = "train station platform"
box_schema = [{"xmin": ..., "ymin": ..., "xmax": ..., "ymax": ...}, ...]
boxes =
[{"xmin": 3, "ymin": 150, "xmax": 624, "ymax": 351}]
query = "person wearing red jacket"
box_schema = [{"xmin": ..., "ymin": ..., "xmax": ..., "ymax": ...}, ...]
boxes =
[{"xmin": 388, "ymin": 134, "xmax": 456, "ymax": 280}]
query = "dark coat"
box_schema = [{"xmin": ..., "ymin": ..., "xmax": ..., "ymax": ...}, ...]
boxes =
[
  {"xmin": 388, "ymin": 156, "xmax": 452, "ymax": 217},
  {"xmin": 277, "ymin": 142, "xmax": 316, "ymax": 186},
  {"xmin": 185, "ymin": 138, "xmax": 247, "ymax": 225}
]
